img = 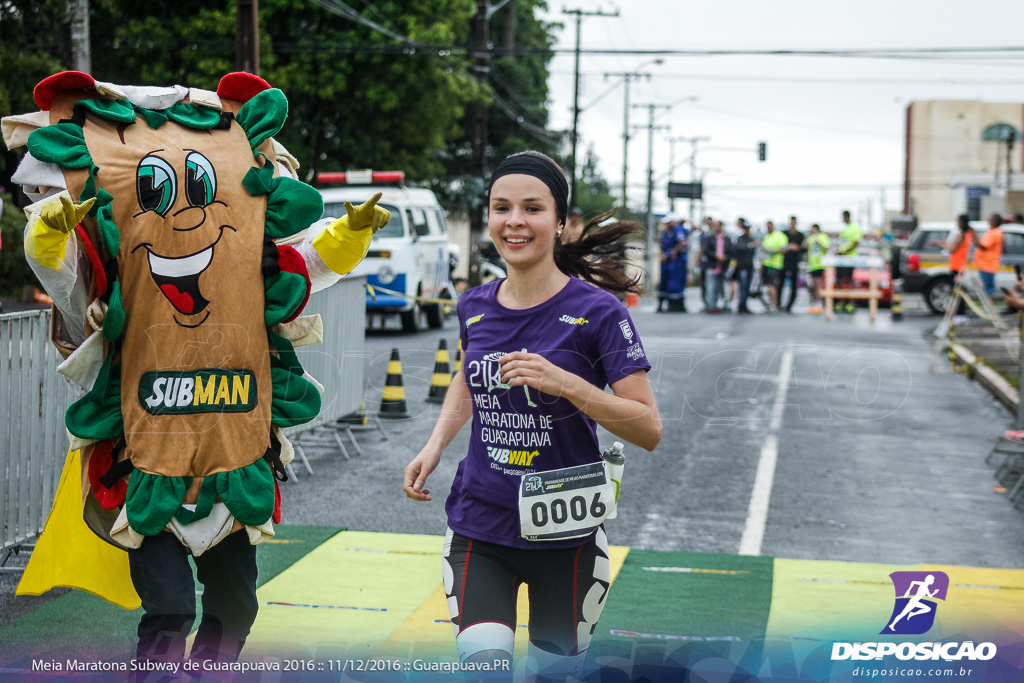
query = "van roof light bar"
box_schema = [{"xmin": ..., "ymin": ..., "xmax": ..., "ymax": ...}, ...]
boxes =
[{"xmin": 317, "ymin": 170, "xmax": 406, "ymax": 186}]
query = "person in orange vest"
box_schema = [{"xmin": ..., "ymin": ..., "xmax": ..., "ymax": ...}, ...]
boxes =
[
  {"xmin": 972, "ymin": 213, "xmax": 1004, "ymax": 297},
  {"xmin": 933, "ymin": 214, "xmax": 974, "ymax": 279}
]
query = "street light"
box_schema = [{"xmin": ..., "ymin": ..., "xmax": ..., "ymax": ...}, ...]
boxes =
[{"xmin": 603, "ymin": 58, "xmax": 663, "ymax": 213}]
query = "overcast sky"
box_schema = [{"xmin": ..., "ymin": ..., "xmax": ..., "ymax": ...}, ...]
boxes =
[{"xmin": 536, "ymin": 0, "xmax": 1024, "ymax": 232}]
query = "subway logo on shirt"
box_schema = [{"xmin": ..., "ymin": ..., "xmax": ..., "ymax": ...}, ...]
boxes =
[{"xmin": 139, "ymin": 369, "xmax": 257, "ymax": 415}]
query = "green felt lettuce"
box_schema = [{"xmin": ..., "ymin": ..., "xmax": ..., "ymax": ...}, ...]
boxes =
[
  {"xmin": 65, "ymin": 352, "xmax": 123, "ymax": 441},
  {"xmin": 264, "ymin": 270, "xmax": 309, "ymax": 327},
  {"xmin": 78, "ymin": 98, "xmax": 136, "ymax": 123},
  {"xmin": 215, "ymin": 459, "xmax": 275, "ymax": 525},
  {"xmin": 27, "ymin": 123, "xmax": 92, "ymax": 169},
  {"xmin": 267, "ymin": 330, "xmax": 320, "ymax": 428},
  {"xmin": 235, "ymin": 88, "xmax": 288, "ymax": 151},
  {"xmin": 244, "ymin": 159, "xmax": 323, "ymax": 239},
  {"xmin": 95, "ymin": 199, "xmax": 120, "ymax": 257},
  {"xmin": 124, "ymin": 459, "xmax": 274, "ymax": 535},
  {"xmin": 125, "ymin": 472, "xmax": 189, "ymax": 536},
  {"xmin": 266, "ymin": 177, "xmax": 324, "ymax": 239},
  {"xmin": 103, "ymin": 281, "xmax": 125, "ymax": 342},
  {"xmin": 166, "ymin": 103, "xmax": 223, "ymax": 130}
]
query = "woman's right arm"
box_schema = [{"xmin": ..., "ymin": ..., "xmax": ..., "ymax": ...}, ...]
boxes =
[{"xmin": 402, "ymin": 370, "xmax": 473, "ymax": 501}]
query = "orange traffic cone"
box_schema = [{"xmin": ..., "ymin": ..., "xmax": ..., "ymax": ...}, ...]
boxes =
[
  {"xmin": 378, "ymin": 349, "xmax": 410, "ymax": 419},
  {"xmin": 426, "ymin": 340, "xmax": 452, "ymax": 403}
]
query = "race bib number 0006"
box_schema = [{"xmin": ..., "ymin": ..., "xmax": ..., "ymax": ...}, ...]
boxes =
[{"xmin": 519, "ymin": 462, "xmax": 618, "ymax": 541}]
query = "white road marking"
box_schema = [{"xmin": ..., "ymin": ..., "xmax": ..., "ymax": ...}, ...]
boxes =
[{"xmin": 738, "ymin": 349, "xmax": 794, "ymax": 556}]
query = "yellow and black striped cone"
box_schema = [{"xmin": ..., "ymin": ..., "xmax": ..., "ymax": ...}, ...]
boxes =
[
  {"xmin": 379, "ymin": 348, "xmax": 410, "ymax": 418},
  {"xmin": 891, "ymin": 291, "xmax": 903, "ymax": 321},
  {"xmin": 452, "ymin": 338, "xmax": 463, "ymax": 377},
  {"xmin": 426, "ymin": 339, "xmax": 452, "ymax": 403}
]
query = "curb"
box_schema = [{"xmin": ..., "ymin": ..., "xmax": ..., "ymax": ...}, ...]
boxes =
[{"xmin": 949, "ymin": 342, "xmax": 1018, "ymax": 412}]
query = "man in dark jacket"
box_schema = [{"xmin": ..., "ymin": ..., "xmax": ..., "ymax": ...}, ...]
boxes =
[
  {"xmin": 780, "ymin": 215, "xmax": 806, "ymax": 312},
  {"xmin": 731, "ymin": 218, "xmax": 758, "ymax": 313}
]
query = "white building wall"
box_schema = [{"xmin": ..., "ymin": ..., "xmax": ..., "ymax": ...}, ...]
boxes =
[{"xmin": 907, "ymin": 100, "xmax": 1024, "ymax": 222}]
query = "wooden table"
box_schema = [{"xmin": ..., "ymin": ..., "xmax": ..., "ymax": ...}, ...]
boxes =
[{"xmin": 819, "ymin": 254, "xmax": 886, "ymax": 325}]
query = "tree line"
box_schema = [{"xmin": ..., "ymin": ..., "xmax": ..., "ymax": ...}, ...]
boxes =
[{"xmin": 0, "ymin": 0, "xmax": 619, "ymax": 295}]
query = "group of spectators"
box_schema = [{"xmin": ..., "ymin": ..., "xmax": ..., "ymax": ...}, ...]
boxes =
[{"xmin": 657, "ymin": 211, "xmax": 863, "ymax": 314}]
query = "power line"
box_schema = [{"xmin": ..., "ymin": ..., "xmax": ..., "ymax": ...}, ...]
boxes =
[
  {"xmin": 551, "ymin": 70, "xmax": 1024, "ymax": 86},
  {"xmin": 508, "ymin": 45, "xmax": 1024, "ymax": 60}
]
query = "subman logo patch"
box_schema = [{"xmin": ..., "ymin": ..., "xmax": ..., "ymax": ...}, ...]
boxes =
[{"xmin": 139, "ymin": 369, "xmax": 257, "ymax": 415}]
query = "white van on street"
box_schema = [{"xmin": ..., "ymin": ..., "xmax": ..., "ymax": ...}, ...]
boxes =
[{"xmin": 318, "ymin": 171, "xmax": 451, "ymax": 332}]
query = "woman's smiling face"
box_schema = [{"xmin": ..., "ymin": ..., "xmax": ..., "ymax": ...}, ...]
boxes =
[{"xmin": 487, "ymin": 173, "xmax": 563, "ymax": 272}]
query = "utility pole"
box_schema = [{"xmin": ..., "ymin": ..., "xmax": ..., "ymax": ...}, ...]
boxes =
[
  {"xmin": 236, "ymin": 0, "xmax": 260, "ymax": 74},
  {"xmin": 1006, "ymin": 131, "xmax": 1016, "ymax": 192},
  {"xmin": 633, "ymin": 103, "xmax": 670, "ymax": 293},
  {"xmin": 685, "ymin": 136, "xmax": 710, "ymax": 222},
  {"xmin": 467, "ymin": 0, "xmax": 492, "ymax": 286},
  {"xmin": 69, "ymin": 0, "xmax": 91, "ymax": 74},
  {"xmin": 564, "ymin": 6, "xmax": 618, "ymax": 210},
  {"xmin": 604, "ymin": 60, "xmax": 660, "ymax": 213},
  {"xmin": 667, "ymin": 136, "xmax": 689, "ymax": 213}
]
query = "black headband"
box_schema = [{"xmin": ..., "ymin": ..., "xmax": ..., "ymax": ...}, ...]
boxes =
[{"xmin": 488, "ymin": 153, "xmax": 569, "ymax": 225}]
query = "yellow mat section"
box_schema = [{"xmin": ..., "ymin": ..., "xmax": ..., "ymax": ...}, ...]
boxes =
[
  {"xmin": 243, "ymin": 530, "xmax": 445, "ymax": 660},
  {"xmin": 921, "ymin": 563, "xmax": 1024, "ymax": 639},
  {"xmin": 243, "ymin": 529, "xmax": 630, "ymax": 662},
  {"xmin": 765, "ymin": 558, "xmax": 919, "ymax": 642},
  {"xmin": 377, "ymin": 545, "xmax": 630, "ymax": 659}
]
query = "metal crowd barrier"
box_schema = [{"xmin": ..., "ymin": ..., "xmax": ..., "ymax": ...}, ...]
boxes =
[
  {"xmin": 0, "ymin": 275, "xmax": 367, "ymax": 558},
  {"xmin": 286, "ymin": 274, "xmax": 367, "ymax": 434},
  {"xmin": 0, "ymin": 309, "xmax": 76, "ymax": 562}
]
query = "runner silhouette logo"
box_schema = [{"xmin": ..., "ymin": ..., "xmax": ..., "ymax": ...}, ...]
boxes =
[{"xmin": 881, "ymin": 571, "xmax": 949, "ymax": 635}]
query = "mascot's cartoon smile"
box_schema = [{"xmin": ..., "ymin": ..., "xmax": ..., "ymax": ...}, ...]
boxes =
[
  {"xmin": 133, "ymin": 225, "xmax": 233, "ymax": 326},
  {"xmin": 148, "ymin": 243, "xmax": 212, "ymax": 315}
]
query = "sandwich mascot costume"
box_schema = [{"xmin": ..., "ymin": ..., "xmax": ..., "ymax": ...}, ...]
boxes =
[{"xmin": 1, "ymin": 71, "xmax": 388, "ymax": 668}]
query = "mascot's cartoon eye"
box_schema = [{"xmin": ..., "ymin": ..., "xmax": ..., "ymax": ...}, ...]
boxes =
[
  {"xmin": 185, "ymin": 152, "xmax": 217, "ymax": 208},
  {"xmin": 137, "ymin": 155, "xmax": 177, "ymax": 216}
]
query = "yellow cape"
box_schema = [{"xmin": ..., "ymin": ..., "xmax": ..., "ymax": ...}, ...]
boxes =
[{"xmin": 16, "ymin": 449, "xmax": 140, "ymax": 609}]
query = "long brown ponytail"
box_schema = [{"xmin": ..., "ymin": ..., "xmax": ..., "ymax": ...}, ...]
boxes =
[{"xmin": 555, "ymin": 211, "xmax": 644, "ymax": 294}]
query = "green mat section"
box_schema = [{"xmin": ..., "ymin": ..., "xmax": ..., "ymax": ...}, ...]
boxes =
[
  {"xmin": 0, "ymin": 524, "xmax": 341, "ymax": 664},
  {"xmin": 589, "ymin": 550, "xmax": 773, "ymax": 670},
  {"xmin": 597, "ymin": 549, "xmax": 774, "ymax": 639}
]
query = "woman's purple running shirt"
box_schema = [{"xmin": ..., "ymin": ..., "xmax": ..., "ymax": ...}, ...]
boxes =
[{"xmin": 445, "ymin": 277, "xmax": 650, "ymax": 549}]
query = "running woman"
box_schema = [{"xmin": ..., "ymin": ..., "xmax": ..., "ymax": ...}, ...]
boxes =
[{"xmin": 403, "ymin": 151, "xmax": 662, "ymax": 681}]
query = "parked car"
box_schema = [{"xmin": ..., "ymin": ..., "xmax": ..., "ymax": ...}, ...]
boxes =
[
  {"xmin": 897, "ymin": 221, "xmax": 1024, "ymax": 313},
  {"xmin": 318, "ymin": 171, "xmax": 450, "ymax": 332},
  {"xmin": 850, "ymin": 247, "xmax": 894, "ymax": 307}
]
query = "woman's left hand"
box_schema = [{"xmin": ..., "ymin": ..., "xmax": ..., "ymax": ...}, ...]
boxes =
[{"xmin": 499, "ymin": 351, "xmax": 577, "ymax": 399}]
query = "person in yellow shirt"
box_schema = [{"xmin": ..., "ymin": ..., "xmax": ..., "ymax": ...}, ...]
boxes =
[
  {"xmin": 835, "ymin": 210, "xmax": 862, "ymax": 313},
  {"xmin": 760, "ymin": 221, "xmax": 789, "ymax": 311},
  {"xmin": 805, "ymin": 224, "xmax": 831, "ymax": 313},
  {"xmin": 972, "ymin": 213, "xmax": 1004, "ymax": 297}
]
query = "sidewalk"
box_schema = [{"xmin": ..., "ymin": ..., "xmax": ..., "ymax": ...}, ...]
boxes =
[{"xmin": 945, "ymin": 314, "xmax": 1021, "ymax": 413}]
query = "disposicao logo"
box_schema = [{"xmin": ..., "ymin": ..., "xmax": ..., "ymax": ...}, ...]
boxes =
[
  {"xmin": 882, "ymin": 571, "xmax": 948, "ymax": 635},
  {"xmin": 830, "ymin": 570, "xmax": 997, "ymax": 663}
]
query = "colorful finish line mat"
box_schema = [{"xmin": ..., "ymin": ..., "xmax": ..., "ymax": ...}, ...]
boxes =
[{"xmin": 1, "ymin": 529, "xmax": 1023, "ymax": 682}]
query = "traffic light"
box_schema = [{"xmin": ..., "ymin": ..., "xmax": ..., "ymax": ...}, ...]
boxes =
[{"xmin": 758, "ymin": 142, "xmax": 767, "ymax": 162}]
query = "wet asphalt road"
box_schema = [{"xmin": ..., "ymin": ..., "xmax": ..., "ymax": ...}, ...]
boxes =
[{"xmin": 281, "ymin": 290, "xmax": 1024, "ymax": 569}]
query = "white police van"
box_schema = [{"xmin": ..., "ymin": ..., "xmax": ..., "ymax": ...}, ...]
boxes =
[{"xmin": 318, "ymin": 171, "xmax": 450, "ymax": 332}]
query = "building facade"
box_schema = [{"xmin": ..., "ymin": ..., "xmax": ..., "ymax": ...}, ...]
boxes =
[{"xmin": 904, "ymin": 100, "xmax": 1024, "ymax": 222}]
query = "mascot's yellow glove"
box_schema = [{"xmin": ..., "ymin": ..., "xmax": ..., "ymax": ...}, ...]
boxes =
[
  {"xmin": 312, "ymin": 191, "xmax": 391, "ymax": 275},
  {"xmin": 26, "ymin": 195, "xmax": 97, "ymax": 270}
]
